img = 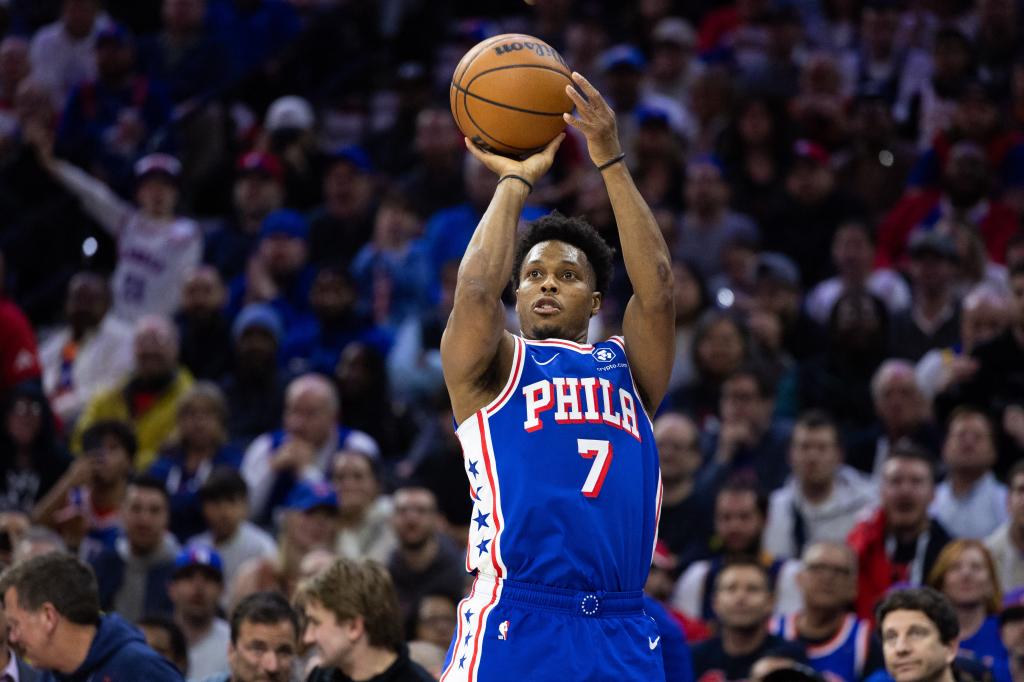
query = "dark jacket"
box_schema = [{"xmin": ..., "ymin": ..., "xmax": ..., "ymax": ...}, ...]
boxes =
[
  {"xmin": 40, "ymin": 614, "xmax": 183, "ymax": 681},
  {"xmin": 306, "ymin": 645, "xmax": 434, "ymax": 682},
  {"xmin": 89, "ymin": 537, "xmax": 177, "ymax": 619}
]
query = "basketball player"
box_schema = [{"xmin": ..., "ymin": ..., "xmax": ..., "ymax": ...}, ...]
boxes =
[{"xmin": 439, "ymin": 72, "xmax": 674, "ymax": 681}]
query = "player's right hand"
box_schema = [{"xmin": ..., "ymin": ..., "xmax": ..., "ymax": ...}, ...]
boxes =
[{"xmin": 464, "ymin": 133, "xmax": 564, "ymax": 187}]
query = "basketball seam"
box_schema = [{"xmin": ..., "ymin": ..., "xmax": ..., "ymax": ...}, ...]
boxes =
[
  {"xmin": 462, "ymin": 98, "xmax": 538, "ymax": 152},
  {"xmin": 452, "ymin": 34, "xmax": 512, "ymax": 135},
  {"xmin": 461, "ymin": 63, "xmax": 573, "ymax": 116}
]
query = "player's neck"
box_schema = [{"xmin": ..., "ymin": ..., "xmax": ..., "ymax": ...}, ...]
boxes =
[
  {"xmin": 721, "ymin": 623, "xmax": 768, "ymax": 656},
  {"xmin": 797, "ymin": 608, "xmax": 845, "ymax": 639}
]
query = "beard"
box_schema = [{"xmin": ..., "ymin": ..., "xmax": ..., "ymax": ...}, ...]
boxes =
[{"xmin": 525, "ymin": 320, "xmax": 573, "ymax": 341}]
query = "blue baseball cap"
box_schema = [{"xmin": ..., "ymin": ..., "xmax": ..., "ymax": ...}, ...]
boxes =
[
  {"xmin": 599, "ymin": 44, "xmax": 646, "ymax": 72},
  {"xmin": 326, "ymin": 145, "xmax": 373, "ymax": 174},
  {"xmin": 286, "ymin": 481, "xmax": 338, "ymax": 513},
  {"xmin": 232, "ymin": 303, "xmax": 283, "ymax": 344},
  {"xmin": 259, "ymin": 209, "xmax": 309, "ymax": 241},
  {"xmin": 173, "ymin": 544, "xmax": 223, "ymax": 580}
]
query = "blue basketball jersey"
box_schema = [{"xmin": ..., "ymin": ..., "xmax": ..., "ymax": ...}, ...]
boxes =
[
  {"xmin": 771, "ymin": 613, "xmax": 871, "ymax": 682},
  {"xmin": 455, "ymin": 335, "xmax": 662, "ymax": 592}
]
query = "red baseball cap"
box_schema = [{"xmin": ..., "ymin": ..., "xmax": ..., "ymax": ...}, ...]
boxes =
[{"xmin": 236, "ymin": 151, "xmax": 284, "ymax": 183}]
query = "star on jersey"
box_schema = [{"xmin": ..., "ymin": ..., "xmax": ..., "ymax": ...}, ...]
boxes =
[
  {"xmin": 476, "ymin": 538, "xmax": 491, "ymax": 556},
  {"xmin": 465, "ymin": 609, "xmax": 474, "ymax": 622},
  {"xmin": 459, "ymin": 656, "xmax": 466, "ymax": 669},
  {"xmin": 473, "ymin": 511, "xmax": 490, "ymax": 530},
  {"xmin": 464, "ymin": 631, "xmax": 472, "ymax": 646},
  {"xmin": 467, "ymin": 460, "xmax": 479, "ymax": 478}
]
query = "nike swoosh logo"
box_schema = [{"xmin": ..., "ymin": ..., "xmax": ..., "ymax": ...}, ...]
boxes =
[
  {"xmin": 648, "ymin": 636, "xmax": 660, "ymax": 650},
  {"xmin": 534, "ymin": 353, "xmax": 559, "ymax": 366}
]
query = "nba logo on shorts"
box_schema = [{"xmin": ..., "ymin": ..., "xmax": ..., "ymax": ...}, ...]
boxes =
[
  {"xmin": 498, "ymin": 620, "xmax": 510, "ymax": 640},
  {"xmin": 592, "ymin": 347, "xmax": 616, "ymax": 363}
]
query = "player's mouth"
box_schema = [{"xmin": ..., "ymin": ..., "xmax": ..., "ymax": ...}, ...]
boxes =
[{"xmin": 533, "ymin": 297, "xmax": 561, "ymax": 315}]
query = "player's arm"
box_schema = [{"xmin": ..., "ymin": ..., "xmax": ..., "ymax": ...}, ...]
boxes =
[
  {"xmin": 564, "ymin": 73, "xmax": 675, "ymax": 410},
  {"xmin": 441, "ymin": 135, "xmax": 564, "ymax": 424}
]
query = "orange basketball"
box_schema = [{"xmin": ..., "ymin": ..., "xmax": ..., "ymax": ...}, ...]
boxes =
[{"xmin": 450, "ymin": 34, "xmax": 574, "ymax": 158}]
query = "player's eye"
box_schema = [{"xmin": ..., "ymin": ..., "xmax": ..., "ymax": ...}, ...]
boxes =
[{"xmin": 562, "ymin": 271, "xmax": 576, "ymax": 280}]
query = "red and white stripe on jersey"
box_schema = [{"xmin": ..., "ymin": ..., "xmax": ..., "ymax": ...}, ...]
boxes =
[{"xmin": 439, "ymin": 575, "xmax": 505, "ymax": 682}]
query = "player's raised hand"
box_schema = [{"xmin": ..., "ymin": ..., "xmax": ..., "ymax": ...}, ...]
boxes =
[
  {"xmin": 563, "ymin": 72, "xmax": 622, "ymax": 168},
  {"xmin": 464, "ymin": 132, "xmax": 564, "ymax": 186}
]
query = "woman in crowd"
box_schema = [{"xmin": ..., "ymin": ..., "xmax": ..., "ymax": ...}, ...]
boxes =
[
  {"xmin": 0, "ymin": 383, "xmax": 69, "ymax": 514},
  {"xmin": 331, "ymin": 448, "xmax": 396, "ymax": 563}
]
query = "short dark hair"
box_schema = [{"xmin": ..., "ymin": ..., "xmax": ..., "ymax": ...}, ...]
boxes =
[
  {"xmin": 723, "ymin": 364, "xmax": 776, "ymax": 400},
  {"xmin": 714, "ymin": 555, "xmax": 772, "ymax": 594},
  {"xmin": 199, "ymin": 467, "xmax": 249, "ymax": 504},
  {"xmin": 0, "ymin": 553, "xmax": 100, "ymax": 625},
  {"xmin": 795, "ymin": 409, "xmax": 839, "ymax": 436},
  {"xmin": 230, "ymin": 591, "xmax": 299, "ymax": 644},
  {"xmin": 80, "ymin": 419, "xmax": 137, "ymax": 462},
  {"xmin": 876, "ymin": 586, "xmax": 960, "ymax": 645},
  {"xmin": 136, "ymin": 614, "xmax": 188, "ymax": 674},
  {"xmin": 512, "ymin": 211, "xmax": 615, "ymax": 294},
  {"xmin": 885, "ymin": 441, "xmax": 937, "ymax": 482},
  {"xmin": 717, "ymin": 476, "xmax": 769, "ymax": 519},
  {"xmin": 128, "ymin": 474, "xmax": 171, "ymax": 505}
]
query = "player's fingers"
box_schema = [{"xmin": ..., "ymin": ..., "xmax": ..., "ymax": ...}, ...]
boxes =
[
  {"xmin": 571, "ymin": 72, "xmax": 602, "ymax": 101},
  {"xmin": 565, "ymin": 84, "xmax": 590, "ymax": 112},
  {"xmin": 541, "ymin": 132, "xmax": 566, "ymax": 157},
  {"xmin": 562, "ymin": 112, "xmax": 585, "ymax": 131}
]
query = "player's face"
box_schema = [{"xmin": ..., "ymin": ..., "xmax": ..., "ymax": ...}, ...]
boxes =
[
  {"xmin": 515, "ymin": 240, "xmax": 600, "ymax": 343},
  {"xmin": 881, "ymin": 609, "xmax": 957, "ymax": 682}
]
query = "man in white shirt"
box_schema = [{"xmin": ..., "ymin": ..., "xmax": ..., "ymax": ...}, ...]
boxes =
[
  {"xmin": 241, "ymin": 374, "xmax": 378, "ymax": 525},
  {"xmin": 931, "ymin": 406, "xmax": 1007, "ymax": 539},
  {"xmin": 985, "ymin": 461, "xmax": 1024, "ymax": 592},
  {"xmin": 168, "ymin": 545, "xmax": 230, "ymax": 680},
  {"xmin": 39, "ymin": 272, "xmax": 133, "ymax": 425},
  {"xmin": 28, "ymin": 0, "xmax": 111, "ymax": 106},
  {"xmin": 764, "ymin": 410, "xmax": 876, "ymax": 560}
]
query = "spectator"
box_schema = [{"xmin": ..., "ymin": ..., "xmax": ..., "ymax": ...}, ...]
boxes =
[
  {"xmin": 0, "ymin": 552, "xmax": 183, "ymax": 681},
  {"xmin": 0, "ymin": 383, "xmax": 71, "ymax": 513},
  {"xmin": 800, "ymin": 290, "xmax": 892, "ymax": 437},
  {"xmin": 644, "ymin": 17, "xmax": 702, "ymax": 105},
  {"xmin": 761, "ymin": 139, "xmax": 865, "ymax": 287},
  {"xmin": 90, "ymin": 475, "xmax": 179, "ymax": 622},
  {"xmin": 770, "ymin": 541, "xmax": 885, "ymax": 681},
  {"xmin": 240, "ymin": 373, "xmax": 378, "ymax": 525},
  {"xmin": 307, "ymin": 146, "xmax": 377, "ymax": 269},
  {"xmin": 147, "ymin": 382, "xmax": 243, "ymax": 541},
  {"xmin": 137, "ymin": 614, "xmax": 189, "ymax": 676},
  {"xmin": 665, "ymin": 260, "xmax": 711, "ymax": 396},
  {"xmin": 763, "ymin": 410, "xmax": 875, "ymax": 560},
  {"xmin": 917, "ymin": 285, "xmax": 1012, "ymax": 401},
  {"xmin": 175, "ymin": 266, "xmax": 232, "ymax": 382},
  {"xmin": 805, "ymin": 219, "xmax": 911, "ymax": 326},
  {"xmin": 397, "ymin": 107, "xmax": 466, "ymax": 219},
  {"xmin": 838, "ymin": 0, "xmax": 911, "ymax": 104},
  {"xmin": 876, "ymin": 141, "xmax": 1018, "ymax": 269},
  {"xmin": 654, "ymin": 412, "xmax": 713, "ymax": 564},
  {"xmin": 889, "ymin": 231, "xmax": 962, "ymax": 361},
  {"xmin": 33, "ymin": 419, "xmax": 134, "ymax": 560},
  {"xmin": 673, "ymin": 156, "xmax": 759, "ymax": 282},
  {"xmin": 410, "ymin": 592, "xmax": 456, "ymax": 652},
  {"xmin": 55, "ymin": 24, "xmax": 175, "ymax": 195},
  {"xmin": 1000, "ymin": 589, "xmax": 1024, "ymax": 682},
  {"xmin": 987, "ymin": 461, "xmax": 1024, "ymax": 594},
  {"xmin": 931, "ymin": 407, "xmax": 1008, "ymax": 540},
  {"xmin": 33, "ymin": 131, "xmax": 201, "ymax": 322},
  {"xmin": 848, "ymin": 444, "xmax": 953, "ymax": 620},
  {"xmin": 672, "ymin": 480, "xmax": 798, "ymax": 621},
  {"xmin": 168, "ymin": 544, "xmax": 229, "ymax": 679},
  {"xmin": 751, "ymin": 251, "xmax": 823, "ymax": 362},
  {"xmin": 219, "ymin": 303, "xmax": 288, "ymax": 449},
  {"xmin": 73, "ymin": 315, "xmax": 194, "ymax": 470},
  {"xmin": 281, "ymin": 266, "xmax": 391, "ymax": 377},
  {"xmin": 227, "ymin": 209, "xmax": 316, "ymax": 329},
  {"xmin": 698, "ymin": 366, "xmax": 794, "ymax": 496},
  {"xmin": 350, "ymin": 191, "xmax": 433, "ymax": 331},
  {"xmin": 39, "ymin": 271, "xmax": 133, "ymax": 424},
  {"xmin": 296, "ymin": 557, "xmax": 434, "ymax": 682},
  {"xmin": 209, "ymin": 2, "xmax": 301, "ymax": 105},
  {"xmin": 258, "ymin": 96, "xmax": 320, "ymax": 210},
  {"xmin": 691, "ymin": 558, "xmax": 806, "ymax": 682},
  {"xmin": 194, "ymin": 591, "xmax": 298, "ymax": 682},
  {"xmin": 386, "ymin": 486, "xmax": 466, "ymax": 629},
  {"xmin": 927, "ymin": 540, "xmax": 1011, "ymax": 681},
  {"xmin": 203, "ymin": 151, "xmax": 285, "ymax": 282},
  {"xmin": 646, "ymin": 541, "xmax": 713, "ymax": 644},
  {"xmin": 875, "ymin": 587, "xmax": 965, "ymax": 682},
  {"xmin": 189, "ymin": 468, "xmax": 277, "ymax": 590},
  {"xmin": 331, "ymin": 450, "xmax": 396, "ymax": 564},
  {"xmin": 0, "ymin": 580, "xmax": 40, "ymax": 682},
  {"xmin": 27, "ymin": 0, "xmax": 110, "ymax": 106},
  {"xmin": 846, "ymin": 359, "xmax": 940, "ymax": 479},
  {"xmin": 11, "ymin": 525, "xmax": 67, "ymax": 564},
  {"xmin": 0, "ymin": 252, "xmax": 42, "ymax": 396}
]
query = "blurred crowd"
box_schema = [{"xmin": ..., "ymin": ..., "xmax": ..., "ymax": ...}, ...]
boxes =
[{"xmin": 0, "ymin": 0, "xmax": 1023, "ymax": 680}]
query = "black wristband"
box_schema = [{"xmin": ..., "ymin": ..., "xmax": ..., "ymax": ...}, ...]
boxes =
[
  {"xmin": 499, "ymin": 174, "xmax": 533, "ymax": 192},
  {"xmin": 596, "ymin": 153, "xmax": 626, "ymax": 171}
]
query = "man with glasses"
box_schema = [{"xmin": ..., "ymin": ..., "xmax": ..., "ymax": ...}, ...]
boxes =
[
  {"xmin": 654, "ymin": 412, "xmax": 713, "ymax": 565},
  {"xmin": 771, "ymin": 542, "xmax": 885, "ymax": 681},
  {"xmin": 197, "ymin": 591, "xmax": 299, "ymax": 682}
]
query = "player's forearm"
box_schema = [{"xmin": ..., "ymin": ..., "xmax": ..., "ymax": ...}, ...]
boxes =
[
  {"xmin": 602, "ymin": 163, "xmax": 673, "ymax": 305},
  {"xmin": 456, "ymin": 180, "xmax": 530, "ymax": 298}
]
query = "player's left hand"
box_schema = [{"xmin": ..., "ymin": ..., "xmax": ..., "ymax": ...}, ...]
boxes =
[{"xmin": 563, "ymin": 72, "xmax": 622, "ymax": 168}]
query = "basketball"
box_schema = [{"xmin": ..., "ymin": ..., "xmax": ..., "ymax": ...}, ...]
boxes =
[{"xmin": 450, "ymin": 33, "xmax": 574, "ymax": 158}]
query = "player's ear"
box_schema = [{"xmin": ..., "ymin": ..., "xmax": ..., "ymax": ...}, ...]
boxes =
[{"xmin": 590, "ymin": 291, "xmax": 602, "ymax": 317}]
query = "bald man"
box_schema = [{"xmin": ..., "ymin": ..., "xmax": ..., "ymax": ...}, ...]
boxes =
[
  {"xmin": 240, "ymin": 373, "xmax": 379, "ymax": 524},
  {"xmin": 74, "ymin": 315, "xmax": 194, "ymax": 468}
]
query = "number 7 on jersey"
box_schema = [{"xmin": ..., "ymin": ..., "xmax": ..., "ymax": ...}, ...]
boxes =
[{"xmin": 578, "ymin": 439, "xmax": 613, "ymax": 498}]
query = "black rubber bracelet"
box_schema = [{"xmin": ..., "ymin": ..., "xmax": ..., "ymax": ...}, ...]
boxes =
[
  {"xmin": 597, "ymin": 153, "xmax": 626, "ymax": 171},
  {"xmin": 499, "ymin": 174, "xmax": 533, "ymax": 192}
]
